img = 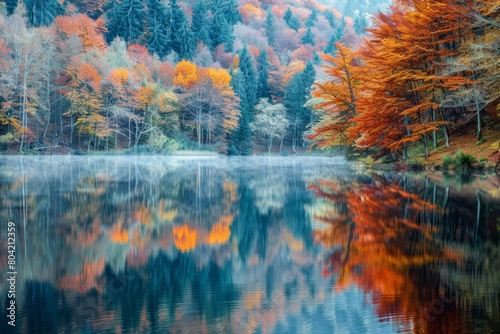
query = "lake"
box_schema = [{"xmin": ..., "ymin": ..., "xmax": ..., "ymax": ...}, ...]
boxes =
[{"xmin": 0, "ymin": 156, "xmax": 499, "ymax": 334}]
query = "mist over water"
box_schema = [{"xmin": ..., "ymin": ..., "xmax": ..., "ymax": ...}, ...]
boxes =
[{"xmin": 0, "ymin": 156, "xmax": 499, "ymax": 334}]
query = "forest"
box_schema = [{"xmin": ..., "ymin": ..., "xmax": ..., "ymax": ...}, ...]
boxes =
[{"xmin": 0, "ymin": 0, "xmax": 498, "ymax": 160}]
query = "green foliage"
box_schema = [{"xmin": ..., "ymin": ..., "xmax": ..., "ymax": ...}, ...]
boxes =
[
  {"xmin": 256, "ymin": 49, "xmax": 270, "ymax": 100},
  {"xmin": 354, "ymin": 13, "xmax": 368, "ymax": 35},
  {"xmin": 146, "ymin": 0, "xmax": 170, "ymax": 57},
  {"xmin": 106, "ymin": 0, "xmax": 146, "ymax": 44},
  {"xmin": 302, "ymin": 27, "xmax": 315, "ymax": 45},
  {"xmin": 442, "ymin": 154, "xmax": 456, "ymax": 169},
  {"xmin": 225, "ymin": 0, "xmax": 242, "ymax": 25},
  {"xmin": 442, "ymin": 151, "xmax": 478, "ymax": 170},
  {"xmin": 456, "ymin": 150, "xmax": 477, "ymax": 169},
  {"xmin": 210, "ymin": 0, "xmax": 234, "ymax": 51},
  {"xmin": 25, "ymin": 0, "xmax": 62, "ymax": 27},
  {"xmin": 265, "ymin": 9, "xmax": 275, "ymax": 46},
  {"xmin": 284, "ymin": 7, "xmax": 300, "ymax": 31},
  {"xmin": 407, "ymin": 157, "xmax": 425, "ymax": 170}
]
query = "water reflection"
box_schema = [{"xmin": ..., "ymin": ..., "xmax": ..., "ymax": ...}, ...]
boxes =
[{"xmin": 0, "ymin": 156, "xmax": 498, "ymax": 334}]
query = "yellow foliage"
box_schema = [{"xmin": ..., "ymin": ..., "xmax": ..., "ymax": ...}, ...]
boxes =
[
  {"xmin": 232, "ymin": 55, "xmax": 239, "ymax": 70},
  {"xmin": 108, "ymin": 68, "xmax": 129, "ymax": 86},
  {"xmin": 138, "ymin": 85, "xmax": 156, "ymax": 107},
  {"xmin": 173, "ymin": 224, "xmax": 197, "ymax": 252},
  {"xmin": 207, "ymin": 221, "xmax": 231, "ymax": 245},
  {"xmin": 206, "ymin": 68, "xmax": 232, "ymax": 88},
  {"xmin": 109, "ymin": 220, "xmax": 129, "ymax": 243},
  {"xmin": 173, "ymin": 60, "xmax": 198, "ymax": 88}
]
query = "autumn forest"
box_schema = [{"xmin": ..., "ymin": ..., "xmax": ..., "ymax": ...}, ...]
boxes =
[{"xmin": 0, "ymin": 0, "xmax": 497, "ymax": 160}]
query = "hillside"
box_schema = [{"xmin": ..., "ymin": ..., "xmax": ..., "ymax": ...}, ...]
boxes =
[{"xmin": 0, "ymin": 0, "xmax": 373, "ymax": 154}]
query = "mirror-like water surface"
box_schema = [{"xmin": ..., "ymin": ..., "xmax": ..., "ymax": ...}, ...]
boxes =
[{"xmin": 0, "ymin": 156, "xmax": 499, "ymax": 334}]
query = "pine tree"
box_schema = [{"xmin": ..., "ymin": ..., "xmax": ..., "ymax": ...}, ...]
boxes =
[
  {"xmin": 284, "ymin": 7, "xmax": 292, "ymax": 23},
  {"xmin": 284, "ymin": 8, "xmax": 301, "ymax": 31},
  {"xmin": 225, "ymin": 0, "xmax": 241, "ymax": 25},
  {"xmin": 5, "ymin": 0, "xmax": 18, "ymax": 15},
  {"xmin": 230, "ymin": 47, "xmax": 257, "ymax": 155},
  {"xmin": 192, "ymin": 0, "xmax": 211, "ymax": 46},
  {"xmin": 306, "ymin": 9, "xmax": 318, "ymax": 28},
  {"xmin": 354, "ymin": 13, "xmax": 368, "ymax": 35},
  {"xmin": 302, "ymin": 61, "xmax": 316, "ymax": 95},
  {"xmin": 302, "ymin": 27, "xmax": 315, "ymax": 45},
  {"xmin": 265, "ymin": 9, "xmax": 275, "ymax": 47},
  {"xmin": 176, "ymin": 17, "xmax": 194, "ymax": 59},
  {"xmin": 170, "ymin": 0, "xmax": 194, "ymax": 59},
  {"xmin": 210, "ymin": 1, "xmax": 233, "ymax": 51},
  {"xmin": 257, "ymin": 49, "xmax": 270, "ymax": 99},
  {"xmin": 324, "ymin": 10, "xmax": 336, "ymax": 29},
  {"xmin": 285, "ymin": 63, "xmax": 316, "ymax": 151},
  {"xmin": 107, "ymin": 0, "xmax": 146, "ymax": 44},
  {"xmin": 25, "ymin": 0, "xmax": 62, "ymax": 27},
  {"xmin": 147, "ymin": 0, "xmax": 170, "ymax": 57},
  {"xmin": 324, "ymin": 18, "xmax": 345, "ymax": 54},
  {"xmin": 238, "ymin": 46, "xmax": 257, "ymax": 119}
]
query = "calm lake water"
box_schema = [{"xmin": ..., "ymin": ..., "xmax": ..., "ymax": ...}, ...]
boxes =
[{"xmin": 0, "ymin": 156, "xmax": 499, "ymax": 334}]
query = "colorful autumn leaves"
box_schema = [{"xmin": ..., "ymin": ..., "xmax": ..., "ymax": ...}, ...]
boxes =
[{"xmin": 309, "ymin": 0, "xmax": 498, "ymax": 157}]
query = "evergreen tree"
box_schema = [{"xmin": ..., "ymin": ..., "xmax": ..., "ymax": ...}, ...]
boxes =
[
  {"xmin": 25, "ymin": 0, "xmax": 62, "ymax": 27},
  {"xmin": 170, "ymin": 0, "xmax": 194, "ymax": 59},
  {"xmin": 5, "ymin": 0, "xmax": 17, "ymax": 15},
  {"xmin": 176, "ymin": 17, "xmax": 194, "ymax": 59},
  {"xmin": 230, "ymin": 47, "xmax": 257, "ymax": 155},
  {"xmin": 256, "ymin": 49, "xmax": 270, "ymax": 99},
  {"xmin": 265, "ymin": 9, "xmax": 275, "ymax": 47},
  {"xmin": 354, "ymin": 13, "xmax": 368, "ymax": 35},
  {"xmin": 238, "ymin": 46, "xmax": 257, "ymax": 119},
  {"xmin": 284, "ymin": 8, "xmax": 300, "ymax": 31},
  {"xmin": 302, "ymin": 61, "xmax": 316, "ymax": 95},
  {"xmin": 324, "ymin": 17, "xmax": 345, "ymax": 54},
  {"xmin": 147, "ymin": 0, "xmax": 170, "ymax": 57},
  {"xmin": 107, "ymin": 0, "xmax": 146, "ymax": 44},
  {"xmin": 323, "ymin": 10, "xmax": 336, "ymax": 29},
  {"xmin": 192, "ymin": 0, "xmax": 211, "ymax": 46},
  {"xmin": 284, "ymin": 7, "xmax": 292, "ymax": 23},
  {"xmin": 225, "ymin": 0, "xmax": 241, "ymax": 25},
  {"xmin": 210, "ymin": 2, "xmax": 233, "ymax": 51},
  {"xmin": 306, "ymin": 9, "xmax": 317, "ymax": 28},
  {"xmin": 285, "ymin": 63, "xmax": 315, "ymax": 151},
  {"xmin": 302, "ymin": 27, "xmax": 315, "ymax": 45}
]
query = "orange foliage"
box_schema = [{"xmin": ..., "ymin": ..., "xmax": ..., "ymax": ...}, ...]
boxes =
[
  {"xmin": 240, "ymin": 4, "xmax": 265, "ymax": 22},
  {"xmin": 127, "ymin": 44, "xmax": 153, "ymax": 65},
  {"xmin": 281, "ymin": 60, "xmax": 305, "ymax": 85},
  {"xmin": 206, "ymin": 68, "xmax": 232, "ymax": 88},
  {"xmin": 173, "ymin": 224, "xmax": 197, "ymax": 252},
  {"xmin": 54, "ymin": 14, "xmax": 106, "ymax": 50},
  {"xmin": 68, "ymin": 62, "xmax": 102, "ymax": 92},
  {"xmin": 109, "ymin": 219, "xmax": 129, "ymax": 243},
  {"xmin": 310, "ymin": 174, "xmax": 462, "ymax": 330},
  {"xmin": 309, "ymin": 43, "xmax": 364, "ymax": 148},
  {"xmin": 173, "ymin": 60, "xmax": 198, "ymax": 88},
  {"xmin": 108, "ymin": 68, "xmax": 129, "ymax": 87},
  {"xmin": 157, "ymin": 62, "xmax": 174, "ymax": 87},
  {"xmin": 58, "ymin": 259, "xmax": 105, "ymax": 293},
  {"xmin": 206, "ymin": 221, "xmax": 231, "ymax": 245}
]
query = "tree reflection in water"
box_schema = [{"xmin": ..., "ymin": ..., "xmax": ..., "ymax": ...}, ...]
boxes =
[
  {"xmin": 309, "ymin": 172, "xmax": 500, "ymax": 333},
  {"xmin": 0, "ymin": 157, "xmax": 498, "ymax": 333}
]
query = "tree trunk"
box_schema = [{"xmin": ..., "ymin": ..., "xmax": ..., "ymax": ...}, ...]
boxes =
[
  {"xmin": 476, "ymin": 101, "xmax": 482, "ymax": 141},
  {"xmin": 70, "ymin": 116, "xmax": 74, "ymax": 145},
  {"xmin": 423, "ymin": 134, "xmax": 429, "ymax": 158},
  {"xmin": 268, "ymin": 137, "xmax": 273, "ymax": 154},
  {"xmin": 440, "ymin": 109, "xmax": 450, "ymax": 148},
  {"xmin": 20, "ymin": 54, "xmax": 28, "ymax": 152},
  {"xmin": 432, "ymin": 109, "xmax": 437, "ymax": 148}
]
